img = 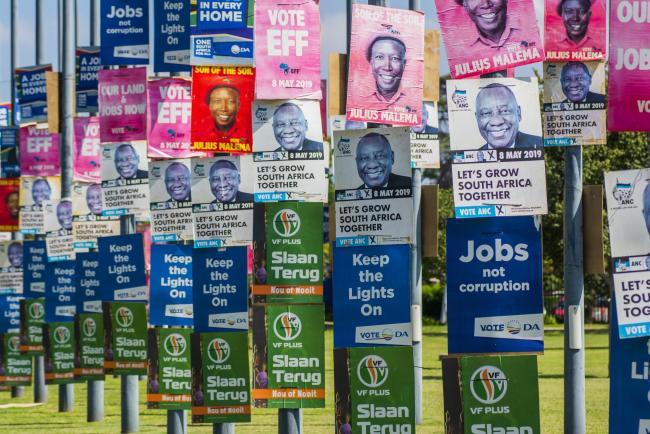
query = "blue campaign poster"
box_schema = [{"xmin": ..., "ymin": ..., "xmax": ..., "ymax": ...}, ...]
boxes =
[
  {"xmin": 23, "ymin": 240, "xmax": 47, "ymax": 298},
  {"xmin": 44, "ymin": 260, "xmax": 77, "ymax": 323},
  {"xmin": 101, "ymin": 0, "xmax": 149, "ymax": 65},
  {"xmin": 192, "ymin": 246, "xmax": 248, "ymax": 332},
  {"xmin": 14, "ymin": 65, "xmax": 51, "ymax": 124},
  {"xmin": 76, "ymin": 252, "xmax": 102, "ymax": 314},
  {"xmin": 150, "ymin": 244, "xmax": 193, "ymax": 326},
  {"xmin": 0, "ymin": 294, "xmax": 21, "ymax": 332},
  {"xmin": 76, "ymin": 47, "xmax": 100, "ymax": 113},
  {"xmin": 0, "ymin": 127, "xmax": 19, "ymax": 178},
  {"xmin": 446, "ymin": 216, "xmax": 544, "ymax": 354},
  {"xmin": 98, "ymin": 234, "xmax": 147, "ymax": 302},
  {"xmin": 333, "ymin": 244, "xmax": 411, "ymax": 348},
  {"xmin": 153, "ymin": 0, "xmax": 191, "ymax": 72}
]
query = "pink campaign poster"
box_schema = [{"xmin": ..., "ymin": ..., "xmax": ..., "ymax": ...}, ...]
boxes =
[
  {"xmin": 254, "ymin": 0, "xmax": 322, "ymax": 100},
  {"xmin": 544, "ymin": 0, "xmax": 606, "ymax": 61},
  {"xmin": 435, "ymin": 0, "xmax": 544, "ymax": 78},
  {"xmin": 73, "ymin": 117, "xmax": 101, "ymax": 183},
  {"xmin": 147, "ymin": 77, "xmax": 203, "ymax": 159},
  {"xmin": 19, "ymin": 124, "xmax": 60, "ymax": 176},
  {"xmin": 346, "ymin": 4, "xmax": 424, "ymax": 127},
  {"xmin": 608, "ymin": 0, "xmax": 650, "ymax": 132},
  {"xmin": 98, "ymin": 67, "xmax": 147, "ymax": 142}
]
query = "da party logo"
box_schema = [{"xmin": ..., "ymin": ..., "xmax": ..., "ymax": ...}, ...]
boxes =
[
  {"xmin": 82, "ymin": 317, "xmax": 97, "ymax": 338},
  {"xmin": 470, "ymin": 366, "xmax": 508, "ymax": 404},
  {"xmin": 7, "ymin": 335, "xmax": 20, "ymax": 352},
  {"xmin": 53, "ymin": 326, "xmax": 71, "ymax": 345},
  {"xmin": 273, "ymin": 311, "xmax": 302, "ymax": 341},
  {"xmin": 163, "ymin": 333, "xmax": 187, "ymax": 357},
  {"xmin": 356, "ymin": 355, "xmax": 389, "ymax": 388},
  {"xmin": 115, "ymin": 306, "xmax": 134, "ymax": 328},
  {"xmin": 29, "ymin": 301, "xmax": 44, "ymax": 320},
  {"xmin": 206, "ymin": 337, "xmax": 230, "ymax": 364},
  {"xmin": 272, "ymin": 209, "xmax": 300, "ymax": 238}
]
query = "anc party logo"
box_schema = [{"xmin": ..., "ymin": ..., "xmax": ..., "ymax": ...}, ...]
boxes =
[
  {"xmin": 115, "ymin": 307, "xmax": 134, "ymax": 328},
  {"xmin": 470, "ymin": 365, "xmax": 508, "ymax": 404},
  {"xmin": 273, "ymin": 311, "xmax": 302, "ymax": 341},
  {"xmin": 356, "ymin": 355, "xmax": 389, "ymax": 388},
  {"xmin": 163, "ymin": 333, "xmax": 187, "ymax": 357},
  {"xmin": 272, "ymin": 209, "xmax": 300, "ymax": 238},
  {"xmin": 82, "ymin": 318, "xmax": 97, "ymax": 338},
  {"xmin": 206, "ymin": 337, "xmax": 230, "ymax": 364},
  {"xmin": 7, "ymin": 335, "xmax": 20, "ymax": 352},
  {"xmin": 29, "ymin": 301, "xmax": 44, "ymax": 320},
  {"xmin": 53, "ymin": 326, "xmax": 71, "ymax": 345}
]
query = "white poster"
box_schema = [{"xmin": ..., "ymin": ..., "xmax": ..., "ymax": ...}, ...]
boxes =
[
  {"xmin": 18, "ymin": 176, "xmax": 61, "ymax": 235},
  {"xmin": 100, "ymin": 141, "xmax": 150, "ymax": 217},
  {"xmin": 410, "ymin": 101, "xmax": 440, "ymax": 169},
  {"xmin": 43, "ymin": 198, "xmax": 75, "ymax": 261},
  {"xmin": 0, "ymin": 240, "xmax": 22, "ymax": 293},
  {"xmin": 71, "ymin": 182, "xmax": 121, "ymax": 251},
  {"xmin": 149, "ymin": 159, "xmax": 193, "ymax": 242}
]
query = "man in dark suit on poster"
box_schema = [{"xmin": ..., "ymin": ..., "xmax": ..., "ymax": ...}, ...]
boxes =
[
  {"xmin": 355, "ymin": 132, "xmax": 411, "ymax": 189},
  {"xmin": 209, "ymin": 160, "xmax": 253, "ymax": 204},
  {"xmin": 272, "ymin": 103, "xmax": 323, "ymax": 152}
]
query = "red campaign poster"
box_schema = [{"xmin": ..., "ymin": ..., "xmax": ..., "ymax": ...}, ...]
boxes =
[
  {"xmin": 544, "ymin": 0, "xmax": 606, "ymax": 61},
  {"xmin": 0, "ymin": 179, "xmax": 19, "ymax": 231}
]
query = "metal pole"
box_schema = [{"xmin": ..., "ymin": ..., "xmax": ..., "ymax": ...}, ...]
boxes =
[
  {"xmin": 90, "ymin": 0, "xmax": 100, "ymax": 46},
  {"xmin": 368, "ymin": 0, "xmax": 388, "ymax": 5},
  {"xmin": 58, "ymin": 383, "xmax": 74, "ymax": 411},
  {"xmin": 11, "ymin": 385, "xmax": 24, "ymax": 397},
  {"xmin": 121, "ymin": 375, "xmax": 140, "ymax": 433},
  {"xmin": 167, "ymin": 410, "xmax": 186, "ymax": 434},
  {"xmin": 563, "ymin": 146, "xmax": 586, "ymax": 434},
  {"xmin": 278, "ymin": 409, "xmax": 302, "ymax": 434},
  {"xmin": 35, "ymin": 0, "xmax": 43, "ymax": 64},
  {"xmin": 10, "ymin": 0, "xmax": 18, "ymax": 127},
  {"xmin": 87, "ymin": 379, "xmax": 104, "ymax": 421},
  {"xmin": 213, "ymin": 424, "xmax": 235, "ymax": 434},
  {"xmin": 34, "ymin": 355, "xmax": 48, "ymax": 403}
]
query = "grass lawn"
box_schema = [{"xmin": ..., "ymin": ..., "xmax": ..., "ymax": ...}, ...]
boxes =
[{"xmin": 0, "ymin": 324, "xmax": 610, "ymax": 433}]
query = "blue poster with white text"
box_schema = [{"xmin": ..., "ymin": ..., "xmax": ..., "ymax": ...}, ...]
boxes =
[
  {"xmin": 101, "ymin": 0, "xmax": 150, "ymax": 65},
  {"xmin": 154, "ymin": 0, "xmax": 191, "ymax": 72},
  {"xmin": 14, "ymin": 65, "xmax": 51, "ymax": 124},
  {"xmin": 23, "ymin": 240, "xmax": 47, "ymax": 298},
  {"xmin": 98, "ymin": 234, "xmax": 147, "ymax": 301},
  {"xmin": 44, "ymin": 260, "xmax": 77, "ymax": 323},
  {"xmin": 150, "ymin": 244, "xmax": 193, "ymax": 326},
  {"xmin": 76, "ymin": 252, "xmax": 102, "ymax": 314},
  {"xmin": 76, "ymin": 47, "xmax": 100, "ymax": 113},
  {"xmin": 0, "ymin": 294, "xmax": 21, "ymax": 332}
]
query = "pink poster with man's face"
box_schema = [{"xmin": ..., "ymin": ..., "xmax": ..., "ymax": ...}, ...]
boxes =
[
  {"xmin": 254, "ymin": 0, "xmax": 322, "ymax": 100},
  {"xmin": 98, "ymin": 67, "xmax": 147, "ymax": 142},
  {"xmin": 19, "ymin": 124, "xmax": 60, "ymax": 176},
  {"xmin": 544, "ymin": 0, "xmax": 606, "ymax": 61},
  {"xmin": 608, "ymin": 0, "xmax": 650, "ymax": 132},
  {"xmin": 346, "ymin": 4, "xmax": 424, "ymax": 127},
  {"xmin": 147, "ymin": 77, "xmax": 204, "ymax": 159},
  {"xmin": 73, "ymin": 117, "xmax": 101, "ymax": 183},
  {"xmin": 435, "ymin": 0, "xmax": 544, "ymax": 78}
]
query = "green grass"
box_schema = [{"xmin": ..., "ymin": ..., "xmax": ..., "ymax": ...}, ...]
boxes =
[{"xmin": 0, "ymin": 325, "xmax": 610, "ymax": 433}]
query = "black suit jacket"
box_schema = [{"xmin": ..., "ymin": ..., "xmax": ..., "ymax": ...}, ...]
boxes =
[
  {"xmin": 479, "ymin": 132, "xmax": 542, "ymax": 150},
  {"xmin": 274, "ymin": 138, "xmax": 324, "ymax": 153},
  {"xmin": 358, "ymin": 172, "xmax": 412, "ymax": 189},
  {"xmin": 211, "ymin": 191, "xmax": 254, "ymax": 204},
  {"xmin": 562, "ymin": 92, "xmax": 606, "ymax": 104}
]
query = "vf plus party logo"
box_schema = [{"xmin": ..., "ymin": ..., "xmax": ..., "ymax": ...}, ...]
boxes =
[
  {"xmin": 272, "ymin": 209, "xmax": 301, "ymax": 237},
  {"xmin": 163, "ymin": 333, "xmax": 187, "ymax": 357},
  {"xmin": 356, "ymin": 355, "xmax": 389, "ymax": 388},
  {"xmin": 470, "ymin": 366, "xmax": 508, "ymax": 404},
  {"xmin": 29, "ymin": 302, "xmax": 44, "ymax": 321},
  {"xmin": 7, "ymin": 336, "xmax": 20, "ymax": 352},
  {"xmin": 273, "ymin": 312, "xmax": 302, "ymax": 341},
  {"xmin": 82, "ymin": 318, "xmax": 97, "ymax": 338},
  {"xmin": 115, "ymin": 307, "xmax": 134, "ymax": 328},
  {"xmin": 207, "ymin": 337, "xmax": 231, "ymax": 364},
  {"xmin": 53, "ymin": 326, "xmax": 71, "ymax": 345}
]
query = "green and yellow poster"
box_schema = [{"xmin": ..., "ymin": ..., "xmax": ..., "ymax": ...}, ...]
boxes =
[
  {"xmin": 44, "ymin": 322, "xmax": 75, "ymax": 385},
  {"xmin": 74, "ymin": 312, "xmax": 104, "ymax": 381},
  {"xmin": 147, "ymin": 328, "xmax": 192, "ymax": 410},
  {"xmin": 103, "ymin": 301, "xmax": 148, "ymax": 375},
  {"xmin": 0, "ymin": 332, "xmax": 33, "ymax": 386},
  {"xmin": 20, "ymin": 298, "xmax": 45, "ymax": 354}
]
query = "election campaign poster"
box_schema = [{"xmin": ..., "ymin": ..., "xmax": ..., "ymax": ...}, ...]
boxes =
[
  {"xmin": 0, "ymin": 241, "xmax": 22, "ymax": 294},
  {"xmin": 346, "ymin": 4, "xmax": 424, "ymax": 127},
  {"xmin": 191, "ymin": 155, "xmax": 254, "ymax": 248},
  {"xmin": 0, "ymin": 103, "xmax": 11, "ymax": 127},
  {"xmin": 333, "ymin": 244, "xmax": 411, "ymax": 348},
  {"xmin": 543, "ymin": 61, "xmax": 606, "ymax": 146},
  {"xmin": 192, "ymin": 246, "xmax": 248, "ymax": 333},
  {"xmin": 76, "ymin": 252, "xmax": 102, "ymax": 314},
  {"xmin": 0, "ymin": 179, "xmax": 19, "ymax": 232},
  {"xmin": 544, "ymin": 0, "xmax": 606, "ymax": 61},
  {"xmin": 153, "ymin": 0, "xmax": 191, "ymax": 72},
  {"xmin": 0, "ymin": 127, "xmax": 20, "ymax": 178},
  {"xmin": 608, "ymin": 0, "xmax": 650, "ymax": 131},
  {"xmin": 334, "ymin": 346, "xmax": 415, "ymax": 434},
  {"xmin": 75, "ymin": 47, "xmax": 100, "ymax": 113},
  {"xmin": 73, "ymin": 312, "xmax": 105, "ymax": 381},
  {"xmin": 252, "ymin": 202, "xmax": 323, "ymax": 303},
  {"xmin": 0, "ymin": 295, "xmax": 20, "ymax": 334},
  {"xmin": 190, "ymin": 0, "xmax": 254, "ymax": 65},
  {"xmin": 71, "ymin": 182, "xmax": 121, "ymax": 251},
  {"xmin": 101, "ymin": 141, "xmax": 149, "ymax": 217},
  {"xmin": 446, "ymin": 217, "xmax": 544, "ymax": 354},
  {"xmin": 147, "ymin": 77, "xmax": 200, "ymax": 159},
  {"xmin": 19, "ymin": 176, "xmax": 61, "ymax": 235},
  {"xmin": 410, "ymin": 101, "xmax": 440, "ymax": 169},
  {"xmin": 103, "ymin": 301, "xmax": 148, "ymax": 375},
  {"xmin": 442, "ymin": 354, "xmax": 541, "ymax": 434},
  {"xmin": 15, "ymin": 65, "xmax": 52, "ymax": 124},
  {"xmin": 333, "ymin": 127, "xmax": 413, "ymax": 247},
  {"xmin": 43, "ymin": 322, "xmax": 76, "ymax": 385},
  {"xmin": 252, "ymin": 304, "xmax": 325, "ymax": 408},
  {"xmin": 44, "ymin": 260, "xmax": 77, "ymax": 323},
  {"xmin": 98, "ymin": 68, "xmax": 148, "ymax": 142},
  {"xmin": 150, "ymin": 244, "xmax": 193, "ymax": 326},
  {"xmin": 73, "ymin": 117, "xmax": 101, "ymax": 183},
  {"xmin": 190, "ymin": 66, "xmax": 254, "ymax": 153},
  {"xmin": 254, "ymin": 0, "xmax": 322, "ymax": 100},
  {"xmin": 191, "ymin": 331, "xmax": 252, "ymax": 423},
  {"xmin": 23, "ymin": 241, "xmax": 46, "ymax": 298},
  {"xmin": 43, "ymin": 198, "xmax": 75, "ymax": 262},
  {"xmin": 19, "ymin": 297, "xmax": 45, "ymax": 354},
  {"xmin": 447, "ymin": 78, "xmax": 547, "ymax": 218},
  {"xmin": 150, "ymin": 159, "xmax": 193, "ymax": 242},
  {"xmin": 100, "ymin": 0, "xmax": 149, "ymax": 65},
  {"xmin": 435, "ymin": 0, "xmax": 543, "ymax": 78},
  {"xmin": 98, "ymin": 234, "xmax": 147, "ymax": 302},
  {"xmin": 330, "ymin": 116, "xmax": 367, "ymax": 133},
  {"xmin": 252, "ymin": 99, "xmax": 327, "ymax": 202},
  {"xmin": 19, "ymin": 124, "xmax": 60, "ymax": 176},
  {"xmin": 147, "ymin": 328, "xmax": 192, "ymax": 409},
  {"xmin": 0, "ymin": 332, "xmax": 32, "ymax": 386}
]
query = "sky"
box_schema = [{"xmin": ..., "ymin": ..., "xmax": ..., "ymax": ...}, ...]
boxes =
[{"xmin": 0, "ymin": 0, "xmax": 542, "ymax": 103}]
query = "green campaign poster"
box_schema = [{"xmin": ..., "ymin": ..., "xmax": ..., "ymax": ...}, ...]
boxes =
[
  {"xmin": 191, "ymin": 331, "xmax": 251, "ymax": 423},
  {"xmin": 20, "ymin": 298, "xmax": 45, "ymax": 354},
  {"xmin": 0, "ymin": 332, "xmax": 32, "ymax": 386},
  {"xmin": 334, "ymin": 346, "xmax": 415, "ymax": 434},
  {"xmin": 43, "ymin": 322, "xmax": 76, "ymax": 385},
  {"xmin": 103, "ymin": 301, "xmax": 148, "ymax": 375},
  {"xmin": 74, "ymin": 313, "xmax": 105, "ymax": 381},
  {"xmin": 460, "ymin": 355, "xmax": 540, "ymax": 434},
  {"xmin": 147, "ymin": 328, "xmax": 192, "ymax": 410},
  {"xmin": 253, "ymin": 202, "xmax": 323, "ymax": 303},
  {"xmin": 252, "ymin": 304, "xmax": 325, "ymax": 408}
]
